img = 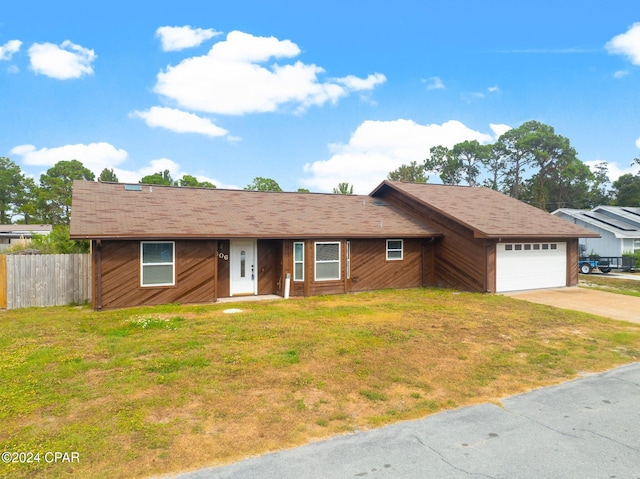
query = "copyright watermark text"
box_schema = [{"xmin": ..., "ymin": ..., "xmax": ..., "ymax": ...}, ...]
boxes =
[{"xmin": 2, "ymin": 451, "xmax": 80, "ymax": 464}]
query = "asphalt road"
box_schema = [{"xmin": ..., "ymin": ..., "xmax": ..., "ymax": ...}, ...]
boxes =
[{"xmin": 164, "ymin": 363, "xmax": 640, "ymax": 479}]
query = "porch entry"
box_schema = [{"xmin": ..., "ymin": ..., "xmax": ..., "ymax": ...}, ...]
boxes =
[{"xmin": 229, "ymin": 240, "xmax": 257, "ymax": 296}]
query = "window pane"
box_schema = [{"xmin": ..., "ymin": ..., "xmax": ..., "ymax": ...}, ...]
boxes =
[
  {"xmin": 387, "ymin": 240, "xmax": 402, "ymax": 250},
  {"xmin": 295, "ymin": 263, "xmax": 304, "ymax": 280},
  {"xmin": 294, "ymin": 243, "xmax": 304, "ymax": 261},
  {"xmin": 316, "ymin": 262, "xmax": 339, "ymax": 280},
  {"xmin": 142, "ymin": 265, "xmax": 173, "ymax": 285},
  {"xmin": 316, "ymin": 243, "xmax": 339, "ymax": 261},
  {"xmin": 387, "ymin": 250, "xmax": 402, "ymax": 260},
  {"xmin": 142, "ymin": 243, "xmax": 173, "ymax": 263}
]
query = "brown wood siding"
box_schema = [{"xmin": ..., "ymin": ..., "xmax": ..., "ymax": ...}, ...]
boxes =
[
  {"xmin": 380, "ymin": 188, "xmax": 489, "ymax": 292},
  {"xmin": 217, "ymin": 240, "xmax": 230, "ymax": 298},
  {"xmin": 257, "ymin": 240, "xmax": 282, "ymax": 295},
  {"xmin": 422, "ymin": 240, "xmax": 435, "ymax": 287},
  {"xmin": 486, "ymin": 241, "xmax": 497, "ymax": 293},
  {"xmin": 350, "ymin": 239, "xmax": 423, "ymax": 292},
  {"xmin": 97, "ymin": 240, "xmax": 216, "ymax": 309},
  {"xmin": 566, "ymin": 239, "xmax": 578, "ymax": 286}
]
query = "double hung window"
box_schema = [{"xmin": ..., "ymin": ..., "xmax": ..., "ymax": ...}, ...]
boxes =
[
  {"xmin": 141, "ymin": 241, "xmax": 175, "ymax": 286},
  {"xmin": 315, "ymin": 242, "xmax": 340, "ymax": 281}
]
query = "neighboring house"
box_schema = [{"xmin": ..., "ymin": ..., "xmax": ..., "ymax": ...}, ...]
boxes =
[
  {"xmin": 0, "ymin": 224, "xmax": 52, "ymax": 252},
  {"xmin": 70, "ymin": 180, "xmax": 596, "ymax": 310},
  {"xmin": 553, "ymin": 206, "xmax": 640, "ymax": 257}
]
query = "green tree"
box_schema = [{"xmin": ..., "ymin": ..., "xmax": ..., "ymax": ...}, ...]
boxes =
[
  {"xmin": 244, "ymin": 177, "xmax": 283, "ymax": 192},
  {"xmin": 14, "ymin": 176, "xmax": 39, "ymax": 224},
  {"xmin": 297, "ymin": 188, "xmax": 310, "ymax": 193},
  {"xmin": 30, "ymin": 224, "xmax": 90, "ymax": 254},
  {"xmin": 587, "ymin": 161, "xmax": 612, "ymax": 207},
  {"xmin": 0, "ymin": 157, "xmax": 33, "ymax": 223},
  {"xmin": 612, "ymin": 173, "xmax": 640, "ymax": 206},
  {"xmin": 481, "ymin": 143, "xmax": 509, "ymax": 191},
  {"xmin": 179, "ymin": 174, "xmax": 216, "ymax": 188},
  {"xmin": 98, "ymin": 168, "xmax": 119, "ymax": 182},
  {"xmin": 523, "ymin": 156, "xmax": 595, "ymax": 211},
  {"xmin": 332, "ymin": 182, "xmax": 354, "ymax": 195},
  {"xmin": 39, "ymin": 160, "xmax": 95, "ymax": 225},
  {"xmin": 387, "ymin": 161, "xmax": 428, "ymax": 183},
  {"xmin": 451, "ymin": 140, "xmax": 488, "ymax": 187},
  {"xmin": 140, "ymin": 170, "xmax": 174, "ymax": 185},
  {"xmin": 494, "ymin": 122, "xmax": 539, "ymax": 199},
  {"xmin": 520, "ymin": 122, "xmax": 578, "ymax": 209},
  {"xmin": 425, "ymin": 145, "xmax": 463, "ymax": 185}
]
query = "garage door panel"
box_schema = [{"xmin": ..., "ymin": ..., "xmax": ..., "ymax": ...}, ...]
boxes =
[{"xmin": 496, "ymin": 242, "xmax": 566, "ymax": 292}]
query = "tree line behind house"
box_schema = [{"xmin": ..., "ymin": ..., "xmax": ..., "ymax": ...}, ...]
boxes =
[{"xmin": 1, "ymin": 120, "xmax": 639, "ymax": 231}]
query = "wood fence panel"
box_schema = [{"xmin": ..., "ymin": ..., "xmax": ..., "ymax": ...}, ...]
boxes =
[
  {"xmin": 0, "ymin": 255, "xmax": 6, "ymax": 309},
  {"xmin": 4, "ymin": 254, "xmax": 91, "ymax": 309}
]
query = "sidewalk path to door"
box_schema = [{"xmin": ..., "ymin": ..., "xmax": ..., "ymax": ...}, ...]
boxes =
[
  {"xmin": 504, "ymin": 286, "xmax": 640, "ymax": 323},
  {"xmin": 162, "ymin": 363, "xmax": 640, "ymax": 479}
]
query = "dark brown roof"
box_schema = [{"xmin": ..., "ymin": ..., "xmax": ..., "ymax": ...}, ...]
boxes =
[
  {"xmin": 70, "ymin": 181, "xmax": 440, "ymax": 240},
  {"xmin": 372, "ymin": 181, "xmax": 600, "ymax": 239}
]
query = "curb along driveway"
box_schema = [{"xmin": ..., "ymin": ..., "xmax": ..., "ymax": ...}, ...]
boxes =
[{"xmin": 165, "ymin": 363, "xmax": 640, "ymax": 479}]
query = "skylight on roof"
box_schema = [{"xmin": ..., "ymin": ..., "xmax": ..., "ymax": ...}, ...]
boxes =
[{"xmin": 124, "ymin": 184, "xmax": 142, "ymax": 191}]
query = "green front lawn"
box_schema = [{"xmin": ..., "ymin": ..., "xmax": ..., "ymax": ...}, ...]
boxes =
[{"xmin": 1, "ymin": 288, "xmax": 639, "ymax": 478}]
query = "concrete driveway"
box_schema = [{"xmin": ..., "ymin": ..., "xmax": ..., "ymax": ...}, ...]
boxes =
[
  {"xmin": 504, "ymin": 286, "xmax": 640, "ymax": 323},
  {"xmin": 162, "ymin": 363, "xmax": 640, "ymax": 479}
]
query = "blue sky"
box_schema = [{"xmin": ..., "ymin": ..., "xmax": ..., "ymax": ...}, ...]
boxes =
[{"xmin": 1, "ymin": 1, "xmax": 640, "ymax": 194}]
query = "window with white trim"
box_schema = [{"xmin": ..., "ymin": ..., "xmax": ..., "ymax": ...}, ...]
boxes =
[
  {"xmin": 386, "ymin": 239, "xmax": 403, "ymax": 260},
  {"xmin": 315, "ymin": 242, "xmax": 340, "ymax": 281},
  {"xmin": 293, "ymin": 242, "xmax": 304, "ymax": 281},
  {"xmin": 141, "ymin": 241, "xmax": 175, "ymax": 287}
]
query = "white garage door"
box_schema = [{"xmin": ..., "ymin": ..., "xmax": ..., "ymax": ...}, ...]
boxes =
[{"xmin": 496, "ymin": 242, "xmax": 567, "ymax": 292}]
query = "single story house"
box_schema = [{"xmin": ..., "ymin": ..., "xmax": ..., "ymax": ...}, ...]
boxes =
[
  {"xmin": 0, "ymin": 224, "xmax": 52, "ymax": 252},
  {"xmin": 70, "ymin": 180, "xmax": 597, "ymax": 310},
  {"xmin": 553, "ymin": 206, "xmax": 640, "ymax": 258}
]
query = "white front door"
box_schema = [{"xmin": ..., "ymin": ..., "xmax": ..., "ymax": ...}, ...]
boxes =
[{"xmin": 230, "ymin": 240, "xmax": 257, "ymax": 296}]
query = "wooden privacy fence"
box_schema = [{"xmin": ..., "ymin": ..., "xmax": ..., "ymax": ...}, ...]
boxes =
[{"xmin": 0, "ymin": 254, "xmax": 91, "ymax": 309}]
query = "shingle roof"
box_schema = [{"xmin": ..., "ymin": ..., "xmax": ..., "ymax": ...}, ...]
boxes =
[
  {"xmin": 372, "ymin": 181, "xmax": 599, "ymax": 239},
  {"xmin": 69, "ymin": 181, "xmax": 440, "ymax": 240}
]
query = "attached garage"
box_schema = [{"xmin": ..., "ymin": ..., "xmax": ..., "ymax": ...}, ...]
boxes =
[{"xmin": 496, "ymin": 242, "xmax": 567, "ymax": 292}]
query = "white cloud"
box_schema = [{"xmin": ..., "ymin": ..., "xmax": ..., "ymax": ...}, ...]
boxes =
[
  {"xmin": 585, "ymin": 160, "xmax": 640, "ymax": 182},
  {"xmin": 489, "ymin": 123, "xmax": 512, "ymax": 139},
  {"xmin": 156, "ymin": 25, "xmax": 221, "ymax": 52},
  {"xmin": 28, "ymin": 40, "xmax": 96, "ymax": 79},
  {"xmin": 153, "ymin": 30, "xmax": 386, "ymax": 115},
  {"xmin": 606, "ymin": 22, "xmax": 640, "ymax": 65},
  {"xmin": 0, "ymin": 40, "xmax": 22, "ymax": 60},
  {"xmin": 488, "ymin": 85, "xmax": 500, "ymax": 93},
  {"xmin": 423, "ymin": 76, "xmax": 445, "ymax": 90},
  {"xmin": 131, "ymin": 106, "xmax": 229, "ymax": 138},
  {"xmin": 301, "ymin": 119, "xmax": 494, "ymax": 193},
  {"xmin": 10, "ymin": 142, "xmax": 127, "ymax": 172},
  {"xmin": 636, "ymin": 136, "xmax": 640, "ymax": 149},
  {"xmin": 614, "ymin": 70, "xmax": 629, "ymax": 78},
  {"xmin": 334, "ymin": 73, "xmax": 386, "ymax": 90}
]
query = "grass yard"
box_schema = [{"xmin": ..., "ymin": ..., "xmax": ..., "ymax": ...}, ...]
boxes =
[
  {"xmin": 579, "ymin": 273, "xmax": 640, "ymax": 297},
  {"xmin": 1, "ymin": 288, "xmax": 640, "ymax": 479}
]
